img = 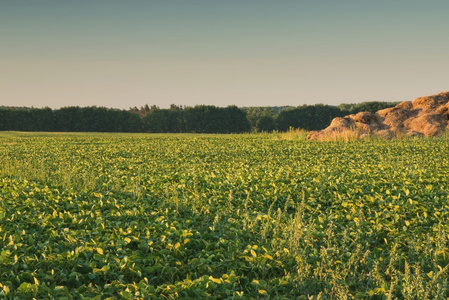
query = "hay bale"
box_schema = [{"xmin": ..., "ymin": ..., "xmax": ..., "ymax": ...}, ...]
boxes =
[
  {"xmin": 406, "ymin": 113, "xmax": 447, "ymax": 136},
  {"xmin": 382, "ymin": 108, "xmax": 413, "ymax": 131},
  {"xmin": 329, "ymin": 117, "xmax": 354, "ymax": 128},
  {"xmin": 377, "ymin": 129, "xmax": 393, "ymax": 139},
  {"xmin": 377, "ymin": 107, "xmax": 396, "ymax": 118},
  {"xmin": 406, "ymin": 130, "xmax": 424, "ymax": 137},
  {"xmin": 355, "ymin": 123, "xmax": 372, "ymax": 132},
  {"xmin": 352, "ymin": 112, "xmax": 381, "ymax": 125},
  {"xmin": 435, "ymin": 102, "xmax": 449, "ymax": 115},
  {"xmin": 411, "ymin": 92, "xmax": 449, "ymax": 112},
  {"xmin": 412, "ymin": 96, "xmax": 439, "ymax": 111},
  {"xmin": 397, "ymin": 101, "xmax": 413, "ymax": 110},
  {"xmin": 308, "ymin": 91, "xmax": 449, "ymax": 140}
]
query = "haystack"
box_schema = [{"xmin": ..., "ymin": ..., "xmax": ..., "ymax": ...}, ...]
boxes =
[{"xmin": 307, "ymin": 91, "xmax": 449, "ymax": 140}]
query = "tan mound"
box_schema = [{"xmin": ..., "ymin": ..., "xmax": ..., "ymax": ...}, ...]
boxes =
[{"xmin": 308, "ymin": 91, "xmax": 449, "ymax": 140}]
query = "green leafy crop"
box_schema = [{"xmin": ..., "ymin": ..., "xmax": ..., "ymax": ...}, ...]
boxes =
[{"xmin": 0, "ymin": 132, "xmax": 449, "ymax": 299}]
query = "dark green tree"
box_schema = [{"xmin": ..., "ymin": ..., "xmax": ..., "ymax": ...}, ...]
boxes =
[
  {"xmin": 276, "ymin": 104, "xmax": 344, "ymax": 131},
  {"xmin": 256, "ymin": 115, "xmax": 276, "ymax": 132},
  {"xmin": 337, "ymin": 101, "xmax": 398, "ymax": 114},
  {"xmin": 223, "ymin": 105, "xmax": 251, "ymax": 133}
]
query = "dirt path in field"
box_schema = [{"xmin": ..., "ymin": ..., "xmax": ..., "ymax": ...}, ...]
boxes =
[{"xmin": 308, "ymin": 91, "xmax": 449, "ymax": 140}]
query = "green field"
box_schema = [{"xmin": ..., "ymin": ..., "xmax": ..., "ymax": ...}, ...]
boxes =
[{"xmin": 1, "ymin": 132, "xmax": 449, "ymax": 299}]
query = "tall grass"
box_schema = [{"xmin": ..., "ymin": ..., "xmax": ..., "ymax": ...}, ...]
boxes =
[{"xmin": 274, "ymin": 127, "xmax": 309, "ymax": 140}]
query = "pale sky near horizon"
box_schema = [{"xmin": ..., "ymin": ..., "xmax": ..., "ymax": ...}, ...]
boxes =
[{"xmin": 1, "ymin": 1, "xmax": 448, "ymax": 109}]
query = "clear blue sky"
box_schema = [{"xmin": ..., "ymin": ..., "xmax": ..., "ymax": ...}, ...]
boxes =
[{"xmin": 1, "ymin": 0, "xmax": 448, "ymax": 109}]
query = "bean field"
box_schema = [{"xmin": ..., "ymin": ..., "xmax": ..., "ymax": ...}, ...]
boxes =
[{"xmin": 1, "ymin": 132, "xmax": 449, "ymax": 299}]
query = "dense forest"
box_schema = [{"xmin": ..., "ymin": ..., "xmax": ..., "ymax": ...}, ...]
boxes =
[{"xmin": 0, "ymin": 101, "xmax": 397, "ymax": 133}]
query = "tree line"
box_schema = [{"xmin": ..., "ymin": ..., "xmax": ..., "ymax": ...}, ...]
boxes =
[
  {"xmin": 0, "ymin": 101, "xmax": 397, "ymax": 133},
  {"xmin": 243, "ymin": 101, "xmax": 398, "ymax": 132},
  {"xmin": 0, "ymin": 107, "xmax": 142, "ymax": 132},
  {"xmin": 0, "ymin": 105, "xmax": 251, "ymax": 133}
]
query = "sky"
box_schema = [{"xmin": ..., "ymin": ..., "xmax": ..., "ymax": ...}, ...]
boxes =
[{"xmin": 1, "ymin": 1, "xmax": 448, "ymax": 109}]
